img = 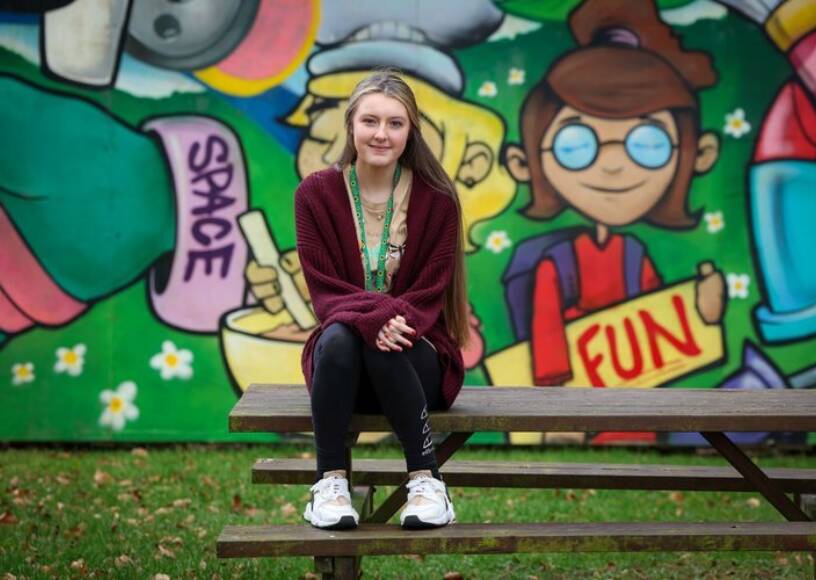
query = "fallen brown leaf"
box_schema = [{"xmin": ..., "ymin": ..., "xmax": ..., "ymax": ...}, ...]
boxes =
[
  {"xmin": 0, "ymin": 512, "xmax": 18, "ymax": 525},
  {"xmin": 280, "ymin": 503, "xmax": 297, "ymax": 518},
  {"xmin": 114, "ymin": 554, "xmax": 133, "ymax": 568},
  {"xmin": 157, "ymin": 544, "xmax": 176, "ymax": 559},
  {"xmin": 172, "ymin": 498, "xmax": 192, "ymax": 508},
  {"xmin": 93, "ymin": 470, "xmax": 113, "ymax": 486},
  {"xmin": 56, "ymin": 474, "xmax": 71, "ymax": 486},
  {"xmin": 131, "ymin": 447, "xmax": 149, "ymax": 457},
  {"xmin": 443, "ymin": 572, "xmax": 463, "ymax": 580},
  {"xmin": 231, "ymin": 494, "xmax": 242, "ymax": 513},
  {"xmin": 746, "ymin": 497, "xmax": 761, "ymax": 508},
  {"xmin": 200, "ymin": 476, "xmax": 218, "ymax": 488},
  {"xmin": 65, "ymin": 523, "xmax": 86, "ymax": 539},
  {"xmin": 160, "ymin": 535, "xmax": 183, "ymax": 546},
  {"xmin": 153, "ymin": 574, "xmax": 170, "ymax": 580}
]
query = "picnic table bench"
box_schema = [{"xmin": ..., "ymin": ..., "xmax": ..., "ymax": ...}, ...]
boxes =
[{"xmin": 217, "ymin": 385, "xmax": 816, "ymax": 579}]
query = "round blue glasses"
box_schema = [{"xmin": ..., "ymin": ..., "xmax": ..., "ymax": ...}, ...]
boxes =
[{"xmin": 542, "ymin": 122, "xmax": 678, "ymax": 171}]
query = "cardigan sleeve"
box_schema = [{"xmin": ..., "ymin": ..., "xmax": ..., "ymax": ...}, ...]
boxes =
[
  {"xmin": 386, "ymin": 195, "xmax": 458, "ymax": 339},
  {"xmin": 294, "ymin": 175, "xmax": 401, "ymax": 345}
]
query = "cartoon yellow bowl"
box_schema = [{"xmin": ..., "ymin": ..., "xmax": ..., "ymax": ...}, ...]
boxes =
[{"xmin": 221, "ymin": 305, "xmax": 312, "ymax": 392}]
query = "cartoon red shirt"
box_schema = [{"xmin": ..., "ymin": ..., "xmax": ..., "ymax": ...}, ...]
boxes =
[{"xmin": 531, "ymin": 232, "xmax": 662, "ymax": 385}]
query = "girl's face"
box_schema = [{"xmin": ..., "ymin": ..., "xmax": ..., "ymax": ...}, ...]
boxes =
[
  {"xmin": 540, "ymin": 105, "xmax": 680, "ymax": 226},
  {"xmin": 351, "ymin": 92, "xmax": 411, "ymax": 171}
]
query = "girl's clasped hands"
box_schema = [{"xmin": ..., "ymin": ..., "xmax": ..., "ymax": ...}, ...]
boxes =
[{"xmin": 375, "ymin": 314, "xmax": 415, "ymax": 352}]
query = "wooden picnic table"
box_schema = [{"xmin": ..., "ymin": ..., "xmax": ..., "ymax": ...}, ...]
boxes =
[{"xmin": 218, "ymin": 385, "xmax": 816, "ymax": 578}]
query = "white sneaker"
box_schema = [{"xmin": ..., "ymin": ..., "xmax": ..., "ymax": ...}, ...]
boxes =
[
  {"xmin": 400, "ymin": 475, "xmax": 456, "ymax": 529},
  {"xmin": 303, "ymin": 473, "xmax": 359, "ymax": 530}
]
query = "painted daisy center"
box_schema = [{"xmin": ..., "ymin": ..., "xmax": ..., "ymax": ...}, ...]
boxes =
[{"xmin": 110, "ymin": 397, "xmax": 123, "ymax": 413}]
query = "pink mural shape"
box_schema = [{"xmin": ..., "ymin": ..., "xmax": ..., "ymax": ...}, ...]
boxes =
[
  {"xmin": 144, "ymin": 117, "xmax": 249, "ymax": 333},
  {"xmin": 212, "ymin": 0, "xmax": 315, "ymax": 80},
  {"xmin": 0, "ymin": 205, "xmax": 87, "ymax": 331},
  {"xmin": 791, "ymin": 30, "xmax": 816, "ymax": 95},
  {"xmin": 754, "ymin": 82, "xmax": 816, "ymax": 162}
]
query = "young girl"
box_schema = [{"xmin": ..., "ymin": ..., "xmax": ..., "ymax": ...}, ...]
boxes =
[{"xmin": 294, "ymin": 71, "xmax": 468, "ymax": 530}]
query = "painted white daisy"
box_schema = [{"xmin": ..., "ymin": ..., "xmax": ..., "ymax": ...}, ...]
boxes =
[
  {"xmin": 12, "ymin": 362, "xmax": 35, "ymax": 385},
  {"xmin": 54, "ymin": 343, "xmax": 87, "ymax": 376},
  {"xmin": 508, "ymin": 68, "xmax": 526, "ymax": 85},
  {"xmin": 724, "ymin": 108, "xmax": 751, "ymax": 138},
  {"xmin": 704, "ymin": 211, "xmax": 725, "ymax": 233},
  {"xmin": 99, "ymin": 381, "xmax": 139, "ymax": 431},
  {"xmin": 150, "ymin": 340, "xmax": 193, "ymax": 380},
  {"xmin": 478, "ymin": 81, "xmax": 498, "ymax": 98},
  {"xmin": 485, "ymin": 230, "xmax": 512, "ymax": 254},
  {"xmin": 727, "ymin": 273, "xmax": 751, "ymax": 299}
]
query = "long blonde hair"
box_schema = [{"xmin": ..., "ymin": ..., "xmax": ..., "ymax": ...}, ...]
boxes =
[{"xmin": 337, "ymin": 70, "xmax": 469, "ymax": 346}]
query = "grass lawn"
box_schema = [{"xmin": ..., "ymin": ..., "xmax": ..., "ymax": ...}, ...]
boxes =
[{"xmin": 1, "ymin": 444, "xmax": 814, "ymax": 579}]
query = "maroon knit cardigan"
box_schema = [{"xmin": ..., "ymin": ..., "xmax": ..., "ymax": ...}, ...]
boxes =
[{"xmin": 295, "ymin": 166, "xmax": 464, "ymax": 408}]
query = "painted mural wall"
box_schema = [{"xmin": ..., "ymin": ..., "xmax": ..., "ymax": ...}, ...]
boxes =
[{"xmin": 1, "ymin": 0, "xmax": 814, "ymax": 445}]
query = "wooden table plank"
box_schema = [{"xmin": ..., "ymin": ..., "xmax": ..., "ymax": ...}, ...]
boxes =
[
  {"xmin": 230, "ymin": 385, "xmax": 816, "ymax": 433},
  {"xmin": 217, "ymin": 522, "xmax": 816, "ymax": 558},
  {"xmin": 251, "ymin": 458, "xmax": 816, "ymax": 492}
]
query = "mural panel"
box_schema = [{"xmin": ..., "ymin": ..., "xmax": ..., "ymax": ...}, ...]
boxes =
[{"xmin": 1, "ymin": 0, "xmax": 814, "ymax": 445}]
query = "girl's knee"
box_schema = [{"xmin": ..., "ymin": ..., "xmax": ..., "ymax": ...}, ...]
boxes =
[{"xmin": 314, "ymin": 323, "xmax": 361, "ymax": 371}]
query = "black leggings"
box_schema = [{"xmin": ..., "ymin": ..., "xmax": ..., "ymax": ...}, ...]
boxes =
[{"xmin": 310, "ymin": 323, "xmax": 445, "ymax": 478}]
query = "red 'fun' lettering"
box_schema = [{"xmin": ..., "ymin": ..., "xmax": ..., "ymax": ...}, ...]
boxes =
[
  {"xmin": 577, "ymin": 323, "xmax": 605, "ymax": 387},
  {"xmin": 606, "ymin": 317, "xmax": 643, "ymax": 380},
  {"xmin": 639, "ymin": 295, "xmax": 701, "ymax": 368}
]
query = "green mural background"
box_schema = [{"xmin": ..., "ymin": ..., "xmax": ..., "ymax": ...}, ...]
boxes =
[{"xmin": 1, "ymin": 0, "xmax": 814, "ymax": 444}]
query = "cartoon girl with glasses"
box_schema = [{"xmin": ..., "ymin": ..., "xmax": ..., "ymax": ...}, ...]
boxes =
[{"xmin": 503, "ymin": 0, "xmax": 726, "ymax": 386}]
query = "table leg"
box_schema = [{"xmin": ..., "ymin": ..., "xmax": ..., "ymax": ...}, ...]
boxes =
[
  {"xmin": 366, "ymin": 431, "xmax": 473, "ymax": 524},
  {"xmin": 701, "ymin": 431, "xmax": 811, "ymax": 522}
]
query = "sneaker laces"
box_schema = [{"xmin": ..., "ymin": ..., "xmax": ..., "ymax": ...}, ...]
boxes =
[
  {"xmin": 406, "ymin": 476, "xmax": 443, "ymax": 504},
  {"xmin": 311, "ymin": 476, "xmax": 349, "ymax": 502}
]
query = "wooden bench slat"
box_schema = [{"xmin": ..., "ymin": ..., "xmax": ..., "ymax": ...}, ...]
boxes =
[
  {"xmin": 217, "ymin": 522, "xmax": 816, "ymax": 558},
  {"xmin": 251, "ymin": 458, "xmax": 816, "ymax": 493},
  {"xmin": 230, "ymin": 385, "xmax": 816, "ymax": 433}
]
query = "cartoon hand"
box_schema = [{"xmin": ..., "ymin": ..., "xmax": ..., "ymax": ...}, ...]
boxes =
[
  {"xmin": 245, "ymin": 259, "xmax": 284, "ymax": 314},
  {"xmin": 245, "ymin": 250, "xmax": 311, "ymax": 315},
  {"xmin": 695, "ymin": 261, "xmax": 726, "ymax": 324},
  {"xmin": 461, "ymin": 303, "xmax": 485, "ymax": 369},
  {"xmin": 279, "ymin": 249, "xmax": 310, "ymax": 305}
]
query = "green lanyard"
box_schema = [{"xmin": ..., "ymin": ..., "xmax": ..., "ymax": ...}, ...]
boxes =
[{"xmin": 349, "ymin": 164, "xmax": 402, "ymax": 293}]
